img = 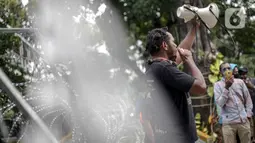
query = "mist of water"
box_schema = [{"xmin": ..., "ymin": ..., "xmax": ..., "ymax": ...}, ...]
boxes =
[
  {"xmin": 18, "ymin": 0, "xmax": 144, "ymax": 143},
  {"xmin": 0, "ymin": 0, "xmax": 188, "ymax": 143}
]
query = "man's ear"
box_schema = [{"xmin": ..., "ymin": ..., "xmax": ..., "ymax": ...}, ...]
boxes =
[{"xmin": 161, "ymin": 41, "xmax": 168, "ymax": 50}]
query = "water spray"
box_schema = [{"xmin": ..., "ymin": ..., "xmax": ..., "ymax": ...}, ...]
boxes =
[{"xmin": 0, "ymin": 69, "xmax": 59, "ymax": 143}]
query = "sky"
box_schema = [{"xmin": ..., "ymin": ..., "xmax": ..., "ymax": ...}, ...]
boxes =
[{"xmin": 21, "ymin": 0, "xmax": 28, "ymax": 6}]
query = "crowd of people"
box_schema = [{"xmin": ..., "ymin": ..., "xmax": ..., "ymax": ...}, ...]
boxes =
[{"xmin": 136, "ymin": 17, "xmax": 255, "ymax": 143}]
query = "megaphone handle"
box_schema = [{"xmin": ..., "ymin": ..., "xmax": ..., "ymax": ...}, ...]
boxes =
[
  {"xmin": 183, "ymin": 5, "xmax": 210, "ymax": 30},
  {"xmin": 183, "ymin": 6, "xmax": 196, "ymax": 13},
  {"xmin": 196, "ymin": 15, "xmax": 210, "ymax": 30}
]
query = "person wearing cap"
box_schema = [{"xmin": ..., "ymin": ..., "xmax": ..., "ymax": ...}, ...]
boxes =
[
  {"xmin": 239, "ymin": 67, "xmax": 255, "ymax": 90},
  {"xmin": 214, "ymin": 62, "xmax": 253, "ymax": 143},
  {"xmin": 239, "ymin": 66, "xmax": 255, "ymax": 142},
  {"xmin": 230, "ymin": 63, "xmax": 240, "ymax": 78}
]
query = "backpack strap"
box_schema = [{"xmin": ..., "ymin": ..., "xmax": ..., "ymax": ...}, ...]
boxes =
[{"xmin": 234, "ymin": 90, "xmax": 246, "ymax": 106}]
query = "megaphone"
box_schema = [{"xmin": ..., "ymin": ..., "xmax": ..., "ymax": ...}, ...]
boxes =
[{"xmin": 177, "ymin": 3, "xmax": 219, "ymax": 29}]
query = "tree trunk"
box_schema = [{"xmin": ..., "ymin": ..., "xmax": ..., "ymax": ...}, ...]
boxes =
[
  {"xmin": 192, "ymin": 0, "xmax": 212, "ymax": 129},
  {"xmin": 177, "ymin": 0, "xmax": 188, "ymax": 43},
  {"xmin": 177, "ymin": 0, "xmax": 189, "ymax": 74},
  {"xmin": 197, "ymin": 0, "xmax": 211, "ymax": 83}
]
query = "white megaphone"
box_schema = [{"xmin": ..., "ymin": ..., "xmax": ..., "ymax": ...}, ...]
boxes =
[{"xmin": 177, "ymin": 3, "xmax": 219, "ymax": 29}]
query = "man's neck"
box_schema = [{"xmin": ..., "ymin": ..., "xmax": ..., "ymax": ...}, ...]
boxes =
[
  {"xmin": 152, "ymin": 53, "xmax": 168, "ymax": 61},
  {"xmin": 152, "ymin": 56, "xmax": 169, "ymax": 61},
  {"xmin": 149, "ymin": 55, "xmax": 177, "ymax": 66}
]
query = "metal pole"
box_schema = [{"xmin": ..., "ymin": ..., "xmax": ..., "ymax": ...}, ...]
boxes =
[
  {"xmin": 0, "ymin": 28, "xmax": 37, "ymax": 33},
  {"xmin": 0, "ymin": 69, "xmax": 59, "ymax": 143},
  {"xmin": 0, "ymin": 18, "xmax": 77, "ymax": 141}
]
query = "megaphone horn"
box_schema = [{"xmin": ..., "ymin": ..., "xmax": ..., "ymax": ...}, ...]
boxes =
[
  {"xmin": 176, "ymin": 5, "xmax": 198, "ymax": 23},
  {"xmin": 177, "ymin": 3, "xmax": 220, "ymax": 29}
]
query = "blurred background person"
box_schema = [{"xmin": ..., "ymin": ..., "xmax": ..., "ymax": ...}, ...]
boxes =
[
  {"xmin": 230, "ymin": 63, "xmax": 239, "ymax": 78},
  {"xmin": 239, "ymin": 67, "xmax": 255, "ymax": 142}
]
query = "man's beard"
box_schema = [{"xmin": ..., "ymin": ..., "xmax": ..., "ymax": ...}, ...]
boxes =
[{"xmin": 168, "ymin": 54, "xmax": 176, "ymax": 62}]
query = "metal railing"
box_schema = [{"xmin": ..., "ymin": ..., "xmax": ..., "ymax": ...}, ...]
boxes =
[
  {"xmin": 0, "ymin": 28, "xmax": 37, "ymax": 33},
  {"xmin": 0, "ymin": 19, "xmax": 59, "ymax": 143}
]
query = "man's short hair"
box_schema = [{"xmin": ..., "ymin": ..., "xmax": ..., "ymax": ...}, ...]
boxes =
[{"xmin": 145, "ymin": 27, "xmax": 169, "ymax": 55}]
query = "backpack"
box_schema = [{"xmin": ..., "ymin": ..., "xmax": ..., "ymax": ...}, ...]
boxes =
[{"xmin": 135, "ymin": 71, "xmax": 157, "ymax": 125}]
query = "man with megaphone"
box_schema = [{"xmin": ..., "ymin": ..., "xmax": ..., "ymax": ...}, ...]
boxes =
[{"xmin": 141, "ymin": 17, "xmax": 206, "ymax": 143}]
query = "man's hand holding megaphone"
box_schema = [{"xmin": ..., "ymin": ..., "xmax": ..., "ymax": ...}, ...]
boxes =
[
  {"xmin": 177, "ymin": 3, "xmax": 219, "ymax": 29},
  {"xmin": 191, "ymin": 17, "xmax": 201, "ymax": 28}
]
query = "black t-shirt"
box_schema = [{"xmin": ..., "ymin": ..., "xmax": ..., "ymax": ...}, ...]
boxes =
[{"xmin": 144, "ymin": 60, "xmax": 197, "ymax": 143}]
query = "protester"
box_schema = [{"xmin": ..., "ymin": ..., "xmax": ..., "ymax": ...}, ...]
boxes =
[
  {"xmin": 139, "ymin": 19, "xmax": 206, "ymax": 143},
  {"xmin": 215, "ymin": 63, "xmax": 238, "ymax": 123},
  {"xmin": 214, "ymin": 63, "xmax": 241, "ymax": 143},
  {"xmin": 215, "ymin": 63, "xmax": 238, "ymax": 124},
  {"xmin": 230, "ymin": 63, "xmax": 239, "ymax": 78},
  {"xmin": 239, "ymin": 67, "xmax": 255, "ymax": 91},
  {"xmin": 239, "ymin": 67, "xmax": 255, "ymax": 142},
  {"xmin": 214, "ymin": 62, "xmax": 253, "ymax": 143}
]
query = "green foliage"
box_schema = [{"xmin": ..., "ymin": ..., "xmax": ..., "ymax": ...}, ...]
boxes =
[
  {"xmin": 111, "ymin": 0, "xmax": 255, "ymax": 75},
  {"xmin": 226, "ymin": 54, "xmax": 255, "ymax": 77},
  {"xmin": 4, "ymin": 109, "xmax": 15, "ymax": 120},
  {"xmin": 233, "ymin": 21, "xmax": 255, "ymax": 54},
  {"xmin": 209, "ymin": 60, "xmax": 220, "ymax": 75},
  {"xmin": 207, "ymin": 85, "xmax": 214, "ymax": 97},
  {"xmin": 177, "ymin": 63, "xmax": 184, "ymax": 71},
  {"xmin": 207, "ymin": 53, "xmax": 224, "ymax": 97},
  {"xmin": 208, "ymin": 74, "xmax": 218, "ymax": 83},
  {"xmin": 110, "ymin": 0, "xmax": 178, "ymax": 61},
  {"xmin": 0, "ymin": 0, "xmax": 30, "ymax": 122},
  {"xmin": 213, "ymin": 0, "xmax": 255, "ymax": 76},
  {"xmin": 195, "ymin": 113, "xmax": 208, "ymax": 134}
]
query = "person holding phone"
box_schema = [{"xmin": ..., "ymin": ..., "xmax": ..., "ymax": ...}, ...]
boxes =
[{"xmin": 214, "ymin": 62, "xmax": 253, "ymax": 143}]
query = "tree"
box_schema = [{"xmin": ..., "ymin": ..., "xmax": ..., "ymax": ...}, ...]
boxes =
[
  {"xmin": 0, "ymin": 0, "xmax": 32, "ymax": 137},
  {"xmin": 109, "ymin": 0, "xmax": 255, "ymax": 138},
  {"xmin": 215, "ymin": 0, "xmax": 255, "ymax": 76}
]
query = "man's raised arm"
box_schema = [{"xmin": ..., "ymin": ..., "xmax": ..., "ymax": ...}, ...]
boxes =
[{"xmin": 176, "ymin": 21, "xmax": 199, "ymax": 65}]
